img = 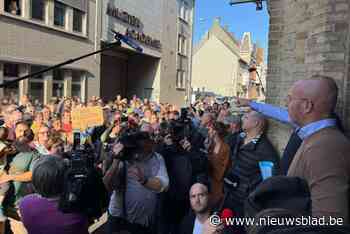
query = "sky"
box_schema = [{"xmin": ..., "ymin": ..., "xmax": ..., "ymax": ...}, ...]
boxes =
[{"xmin": 193, "ymin": 0, "xmax": 270, "ymax": 60}]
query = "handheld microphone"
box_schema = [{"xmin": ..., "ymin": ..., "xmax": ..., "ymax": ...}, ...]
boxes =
[
  {"xmin": 220, "ymin": 208, "xmax": 235, "ymax": 226},
  {"xmin": 111, "ymin": 30, "xmax": 143, "ymax": 53}
]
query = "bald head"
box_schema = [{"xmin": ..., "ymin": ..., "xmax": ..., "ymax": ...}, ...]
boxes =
[
  {"xmin": 288, "ymin": 76, "xmax": 338, "ymax": 126},
  {"xmin": 190, "ymin": 183, "xmax": 208, "ymax": 196},
  {"xmin": 294, "ymin": 76, "xmax": 337, "ymax": 115}
]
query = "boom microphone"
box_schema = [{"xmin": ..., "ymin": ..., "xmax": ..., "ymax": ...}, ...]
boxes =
[{"xmin": 111, "ymin": 30, "xmax": 143, "ymax": 53}]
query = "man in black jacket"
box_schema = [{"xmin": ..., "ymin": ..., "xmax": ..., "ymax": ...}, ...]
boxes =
[
  {"xmin": 223, "ymin": 111, "xmax": 280, "ymax": 219},
  {"xmin": 156, "ymin": 121, "xmax": 193, "ymax": 234}
]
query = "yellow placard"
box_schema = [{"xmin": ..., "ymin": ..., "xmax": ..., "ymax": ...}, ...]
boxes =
[{"xmin": 71, "ymin": 107, "xmax": 104, "ymax": 130}]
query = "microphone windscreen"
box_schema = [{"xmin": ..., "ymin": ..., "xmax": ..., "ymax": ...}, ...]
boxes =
[
  {"xmin": 221, "ymin": 208, "xmax": 234, "ymax": 219},
  {"xmin": 220, "ymin": 208, "xmax": 235, "ymax": 227}
]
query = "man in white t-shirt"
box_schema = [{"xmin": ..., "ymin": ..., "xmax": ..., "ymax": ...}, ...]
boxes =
[{"xmin": 180, "ymin": 183, "xmax": 215, "ymax": 234}]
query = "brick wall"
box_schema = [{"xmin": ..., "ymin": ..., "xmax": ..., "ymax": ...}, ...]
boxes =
[{"xmin": 266, "ymin": 0, "xmax": 350, "ymax": 154}]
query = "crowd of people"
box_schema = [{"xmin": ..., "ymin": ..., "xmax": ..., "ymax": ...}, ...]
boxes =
[{"xmin": 0, "ymin": 75, "xmax": 348, "ymax": 234}]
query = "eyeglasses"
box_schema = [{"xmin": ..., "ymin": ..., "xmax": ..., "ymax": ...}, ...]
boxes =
[{"xmin": 39, "ymin": 131, "xmax": 49, "ymax": 135}]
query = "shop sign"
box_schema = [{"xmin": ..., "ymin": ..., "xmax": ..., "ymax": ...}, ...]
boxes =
[
  {"xmin": 107, "ymin": 3, "xmax": 141, "ymax": 29},
  {"xmin": 126, "ymin": 28, "xmax": 161, "ymax": 50},
  {"xmin": 106, "ymin": 4, "xmax": 161, "ymax": 50}
]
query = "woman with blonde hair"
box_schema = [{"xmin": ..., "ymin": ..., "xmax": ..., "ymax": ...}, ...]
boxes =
[{"xmin": 31, "ymin": 112, "xmax": 44, "ymax": 137}]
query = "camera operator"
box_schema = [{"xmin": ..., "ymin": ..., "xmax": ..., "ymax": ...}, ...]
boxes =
[
  {"xmin": 19, "ymin": 156, "xmax": 89, "ymax": 234},
  {"xmin": 100, "ymin": 117, "xmax": 130, "ymax": 173},
  {"xmin": 100, "ymin": 120, "xmax": 123, "ymax": 147},
  {"xmin": 103, "ymin": 132, "xmax": 169, "ymax": 234},
  {"xmin": 156, "ymin": 120, "xmax": 200, "ymax": 234}
]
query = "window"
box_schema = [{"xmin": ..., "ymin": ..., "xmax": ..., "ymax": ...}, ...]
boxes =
[
  {"xmin": 5, "ymin": 0, "xmax": 21, "ymax": 16},
  {"xmin": 178, "ymin": 35, "xmax": 182, "ymax": 53},
  {"xmin": 180, "ymin": 4, "xmax": 185, "ymax": 20},
  {"xmin": 29, "ymin": 66, "xmax": 45, "ymax": 103},
  {"xmin": 183, "ymin": 2, "xmax": 189, "ymax": 22},
  {"xmin": 72, "ymin": 71, "xmax": 82, "ymax": 98},
  {"xmin": 30, "ymin": 66, "xmax": 45, "ymax": 80},
  {"xmin": 176, "ymin": 70, "xmax": 186, "ymax": 89},
  {"xmin": 182, "ymin": 70, "xmax": 187, "ymax": 88},
  {"xmin": 179, "ymin": 0, "xmax": 189, "ymax": 23},
  {"xmin": 31, "ymin": 0, "xmax": 46, "ymax": 21},
  {"xmin": 53, "ymin": 69, "xmax": 64, "ymax": 81},
  {"xmin": 54, "ymin": 1, "xmax": 66, "ymax": 27},
  {"xmin": 73, "ymin": 9, "xmax": 84, "ymax": 33},
  {"xmin": 4, "ymin": 63, "xmax": 19, "ymax": 77},
  {"xmin": 182, "ymin": 37, "xmax": 187, "ymax": 55},
  {"xmin": 176, "ymin": 70, "xmax": 182, "ymax": 88},
  {"xmin": 30, "ymin": 82, "xmax": 44, "ymax": 104},
  {"xmin": 3, "ymin": 63, "xmax": 19, "ymax": 101},
  {"xmin": 53, "ymin": 69, "xmax": 64, "ymax": 97},
  {"xmin": 178, "ymin": 35, "xmax": 187, "ymax": 56}
]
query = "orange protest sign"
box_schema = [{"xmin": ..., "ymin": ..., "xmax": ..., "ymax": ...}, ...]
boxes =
[{"xmin": 71, "ymin": 107, "xmax": 104, "ymax": 130}]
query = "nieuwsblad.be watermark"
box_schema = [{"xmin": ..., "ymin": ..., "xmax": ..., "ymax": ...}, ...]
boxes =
[{"xmin": 209, "ymin": 214, "xmax": 344, "ymax": 227}]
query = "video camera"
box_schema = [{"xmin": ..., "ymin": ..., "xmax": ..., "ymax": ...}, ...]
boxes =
[
  {"xmin": 59, "ymin": 132, "xmax": 108, "ymax": 220},
  {"xmin": 113, "ymin": 132, "xmax": 151, "ymax": 162},
  {"xmin": 170, "ymin": 107, "xmax": 193, "ymax": 141}
]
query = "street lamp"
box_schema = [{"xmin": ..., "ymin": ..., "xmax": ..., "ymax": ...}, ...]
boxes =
[{"xmin": 229, "ymin": 0, "xmax": 266, "ymax": 11}]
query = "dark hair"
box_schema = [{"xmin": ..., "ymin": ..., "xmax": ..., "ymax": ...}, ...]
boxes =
[
  {"xmin": 213, "ymin": 121, "xmax": 228, "ymax": 139},
  {"xmin": 198, "ymin": 110, "xmax": 204, "ymax": 117},
  {"xmin": 15, "ymin": 121, "xmax": 29, "ymax": 128},
  {"xmin": 0, "ymin": 127, "xmax": 9, "ymax": 141},
  {"xmin": 32, "ymin": 156, "xmax": 66, "ymax": 198},
  {"xmin": 23, "ymin": 128, "xmax": 35, "ymax": 142},
  {"xmin": 224, "ymin": 101, "xmax": 230, "ymax": 107}
]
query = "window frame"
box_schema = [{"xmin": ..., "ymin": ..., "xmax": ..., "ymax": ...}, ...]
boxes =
[
  {"xmin": 177, "ymin": 34, "xmax": 187, "ymax": 57},
  {"xmin": 3, "ymin": 63, "xmax": 19, "ymax": 78},
  {"xmin": 4, "ymin": 0, "xmax": 22, "ymax": 16},
  {"xmin": 52, "ymin": 69, "xmax": 64, "ymax": 98},
  {"xmin": 183, "ymin": 1, "xmax": 189, "ymax": 22},
  {"xmin": 31, "ymin": 0, "xmax": 46, "ymax": 21},
  {"xmin": 176, "ymin": 69, "xmax": 186, "ymax": 90},
  {"xmin": 73, "ymin": 8, "xmax": 84, "ymax": 33},
  {"xmin": 178, "ymin": 0, "xmax": 190, "ymax": 24},
  {"xmin": 54, "ymin": 1, "xmax": 66, "ymax": 28},
  {"xmin": 71, "ymin": 70, "xmax": 83, "ymax": 99},
  {"xmin": 3, "ymin": 63, "xmax": 20, "ymax": 100},
  {"xmin": 30, "ymin": 65, "xmax": 46, "ymax": 81},
  {"xmin": 29, "ymin": 65, "xmax": 45, "ymax": 104}
]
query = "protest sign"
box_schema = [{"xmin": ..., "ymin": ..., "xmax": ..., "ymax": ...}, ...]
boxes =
[{"xmin": 71, "ymin": 107, "xmax": 104, "ymax": 130}]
